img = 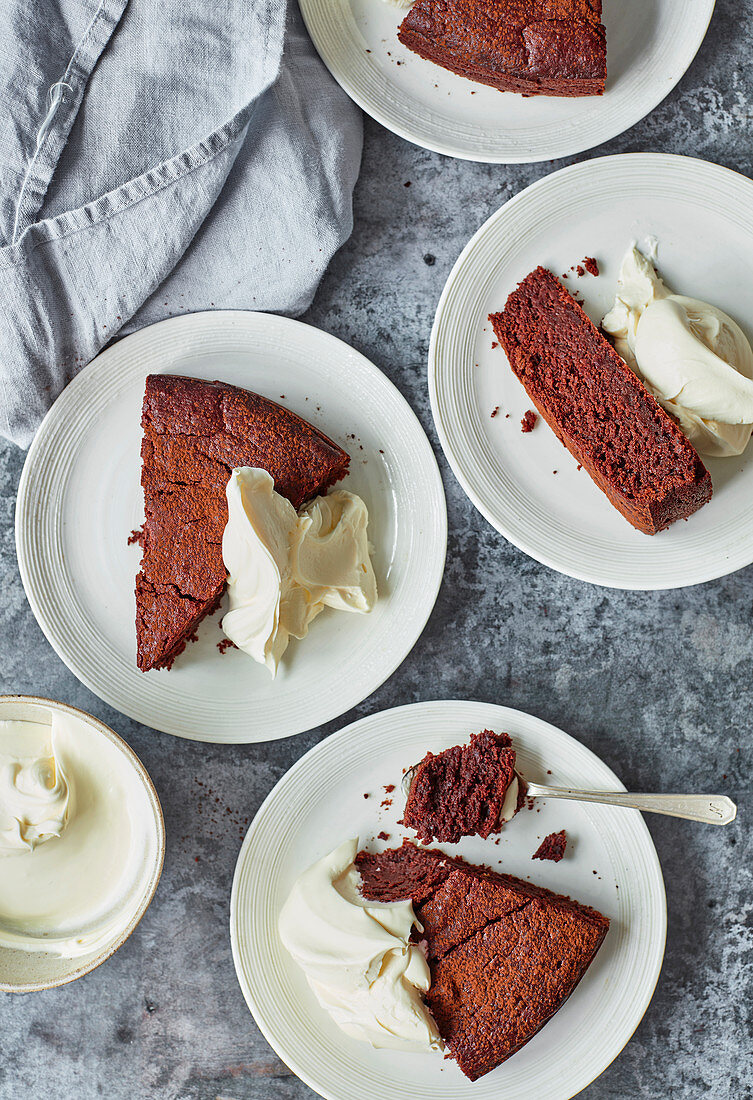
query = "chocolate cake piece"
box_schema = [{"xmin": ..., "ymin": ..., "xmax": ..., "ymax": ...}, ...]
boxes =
[
  {"xmin": 136, "ymin": 375, "xmax": 349, "ymax": 671},
  {"xmin": 398, "ymin": 0, "xmax": 606, "ymax": 98},
  {"xmin": 402, "ymin": 730, "xmax": 518, "ymax": 843},
  {"xmin": 357, "ymin": 842, "xmax": 609, "ymax": 1081},
  {"xmin": 533, "ymin": 830, "xmax": 567, "ymax": 862},
  {"xmin": 490, "ymin": 267, "xmax": 712, "ymax": 534}
]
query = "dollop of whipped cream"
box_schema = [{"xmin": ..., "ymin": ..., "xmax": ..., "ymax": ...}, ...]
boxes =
[
  {"xmin": 278, "ymin": 838, "xmax": 442, "ymax": 1052},
  {"xmin": 0, "ymin": 713, "xmax": 156, "ymax": 958},
  {"xmin": 602, "ymin": 245, "xmax": 753, "ymax": 457},
  {"xmin": 221, "ymin": 468, "xmax": 377, "ymax": 676},
  {"xmin": 0, "ymin": 735, "xmax": 69, "ymax": 853},
  {"xmin": 499, "ymin": 774, "xmax": 519, "ymax": 825}
]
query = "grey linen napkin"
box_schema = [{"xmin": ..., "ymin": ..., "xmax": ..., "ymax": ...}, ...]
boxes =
[{"xmin": 0, "ymin": 0, "xmax": 362, "ymax": 447}]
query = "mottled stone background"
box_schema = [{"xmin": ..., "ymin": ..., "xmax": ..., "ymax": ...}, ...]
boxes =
[{"xmin": 1, "ymin": 2, "xmax": 751, "ymax": 1097}]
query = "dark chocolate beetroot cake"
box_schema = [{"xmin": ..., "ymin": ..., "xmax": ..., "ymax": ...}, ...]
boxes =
[
  {"xmin": 398, "ymin": 0, "xmax": 606, "ymax": 98},
  {"xmin": 357, "ymin": 842, "xmax": 609, "ymax": 1081},
  {"xmin": 403, "ymin": 730, "xmax": 518, "ymax": 843},
  {"xmin": 533, "ymin": 830, "xmax": 568, "ymax": 862},
  {"xmin": 136, "ymin": 375, "xmax": 349, "ymax": 672},
  {"xmin": 490, "ymin": 268, "xmax": 712, "ymax": 534}
]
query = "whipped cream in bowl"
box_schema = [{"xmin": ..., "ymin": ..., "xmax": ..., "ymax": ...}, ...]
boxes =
[{"xmin": 0, "ymin": 696, "xmax": 164, "ymax": 992}]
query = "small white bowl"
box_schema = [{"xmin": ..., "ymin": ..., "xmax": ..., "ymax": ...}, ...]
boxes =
[{"xmin": 0, "ymin": 695, "xmax": 165, "ymax": 992}]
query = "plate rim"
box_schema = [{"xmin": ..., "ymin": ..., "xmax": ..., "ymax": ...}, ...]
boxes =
[
  {"xmin": 230, "ymin": 698, "xmax": 667, "ymax": 1100},
  {"xmin": 298, "ymin": 0, "xmax": 716, "ymax": 164},
  {"xmin": 428, "ymin": 151, "xmax": 753, "ymax": 590},
  {"xmin": 15, "ymin": 310, "xmax": 448, "ymax": 743}
]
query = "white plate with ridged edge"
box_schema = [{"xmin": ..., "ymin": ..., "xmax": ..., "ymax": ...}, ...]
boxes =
[
  {"xmin": 429, "ymin": 153, "xmax": 753, "ymax": 589},
  {"xmin": 15, "ymin": 312, "xmax": 447, "ymax": 743},
  {"xmin": 298, "ymin": 0, "xmax": 714, "ymax": 163},
  {"xmin": 230, "ymin": 700, "xmax": 666, "ymax": 1100}
]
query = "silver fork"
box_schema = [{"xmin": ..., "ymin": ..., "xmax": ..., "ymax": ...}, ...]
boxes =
[{"xmin": 402, "ymin": 765, "xmax": 737, "ymax": 825}]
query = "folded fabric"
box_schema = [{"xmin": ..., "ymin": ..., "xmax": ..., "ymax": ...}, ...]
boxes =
[{"xmin": 0, "ymin": 0, "xmax": 362, "ymax": 447}]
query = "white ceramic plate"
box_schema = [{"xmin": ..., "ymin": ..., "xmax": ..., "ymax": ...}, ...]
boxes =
[
  {"xmin": 231, "ymin": 699, "xmax": 666, "ymax": 1100},
  {"xmin": 429, "ymin": 153, "xmax": 753, "ymax": 589},
  {"xmin": 16, "ymin": 313, "xmax": 447, "ymax": 743},
  {"xmin": 299, "ymin": 0, "xmax": 714, "ymax": 163}
]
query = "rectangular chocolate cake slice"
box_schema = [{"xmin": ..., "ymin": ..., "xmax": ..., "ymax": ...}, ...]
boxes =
[
  {"xmin": 398, "ymin": 0, "xmax": 607, "ymax": 98},
  {"xmin": 490, "ymin": 267, "xmax": 712, "ymax": 534},
  {"xmin": 357, "ymin": 841, "xmax": 609, "ymax": 1081}
]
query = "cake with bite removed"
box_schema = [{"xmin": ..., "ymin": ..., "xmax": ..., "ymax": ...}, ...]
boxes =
[
  {"xmin": 490, "ymin": 267, "xmax": 713, "ymax": 534},
  {"xmin": 357, "ymin": 841, "xmax": 609, "ymax": 1081},
  {"xmin": 136, "ymin": 375, "xmax": 349, "ymax": 671}
]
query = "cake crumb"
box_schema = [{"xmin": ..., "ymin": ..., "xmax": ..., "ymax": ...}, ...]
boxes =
[
  {"xmin": 380, "ymin": 798, "xmax": 393, "ymax": 809},
  {"xmin": 521, "ymin": 410, "xmax": 538, "ymax": 432},
  {"xmin": 378, "ymin": 831, "xmax": 390, "ymax": 841},
  {"xmin": 216, "ymin": 639, "xmax": 237, "ymax": 655},
  {"xmin": 491, "ymin": 341, "xmax": 498, "ymax": 349},
  {"xmin": 576, "ymin": 264, "xmax": 586, "ymax": 277},
  {"xmin": 384, "ymin": 784, "xmax": 395, "ymax": 794},
  {"xmin": 533, "ymin": 831, "xmax": 567, "ymax": 862},
  {"xmin": 491, "ymin": 406, "xmax": 500, "ymax": 418},
  {"xmin": 363, "ymin": 793, "xmax": 370, "ymax": 799},
  {"xmin": 127, "ymin": 527, "xmax": 144, "ymax": 547},
  {"xmin": 583, "ymin": 256, "xmax": 599, "ymax": 276}
]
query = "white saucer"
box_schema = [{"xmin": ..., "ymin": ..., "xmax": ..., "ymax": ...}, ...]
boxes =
[
  {"xmin": 231, "ymin": 699, "xmax": 666, "ymax": 1100},
  {"xmin": 429, "ymin": 153, "xmax": 753, "ymax": 589},
  {"xmin": 299, "ymin": 0, "xmax": 714, "ymax": 163},
  {"xmin": 16, "ymin": 312, "xmax": 446, "ymax": 743}
]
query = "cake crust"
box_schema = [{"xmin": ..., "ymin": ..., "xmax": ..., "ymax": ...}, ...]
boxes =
[
  {"xmin": 136, "ymin": 375, "xmax": 349, "ymax": 672},
  {"xmin": 357, "ymin": 841, "xmax": 609, "ymax": 1081},
  {"xmin": 398, "ymin": 0, "xmax": 607, "ymax": 98},
  {"xmin": 490, "ymin": 267, "xmax": 713, "ymax": 534}
]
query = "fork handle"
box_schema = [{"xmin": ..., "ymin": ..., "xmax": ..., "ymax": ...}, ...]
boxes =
[{"xmin": 525, "ymin": 785, "xmax": 737, "ymax": 825}]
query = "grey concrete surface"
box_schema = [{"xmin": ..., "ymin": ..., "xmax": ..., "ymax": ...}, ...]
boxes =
[{"xmin": 1, "ymin": 2, "xmax": 751, "ymax": 1097}]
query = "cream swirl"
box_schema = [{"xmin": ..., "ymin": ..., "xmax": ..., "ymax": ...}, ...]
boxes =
[
  {"xmin": 221, "ymin": 468, "xmax": 377, "ymax": 676},
  {"xmin": 0, "ymin": 724, "xmax": 69, "ymax": 853},
  {"xmin": 279, "ymin": 838, "xmax": 442, "ymax": 1052}
]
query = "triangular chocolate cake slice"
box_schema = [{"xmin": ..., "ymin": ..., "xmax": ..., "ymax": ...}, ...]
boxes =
[
  {"xmin": 357, "ymin": 842, "xmax": 609, "ymax": 1081},
  {"xmin": 398, "ymin": 0, "xmax": 607, "ymax": 97},
  {"xmin": 136, "ymin": 374, "xmax": 349, "ymax": 671}
]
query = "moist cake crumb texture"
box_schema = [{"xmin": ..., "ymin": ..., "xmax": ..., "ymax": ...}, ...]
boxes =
[
  {"xmin": 490, "ymin": 267, "xmax": 713, "ymax": 534},
  {"xmin": 533, "ymin": 830, "xmax": 568, "ymax": 861},
  {"xmin": 402, "ymin": 729, "xmax": 518, "ymax": 843}
]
